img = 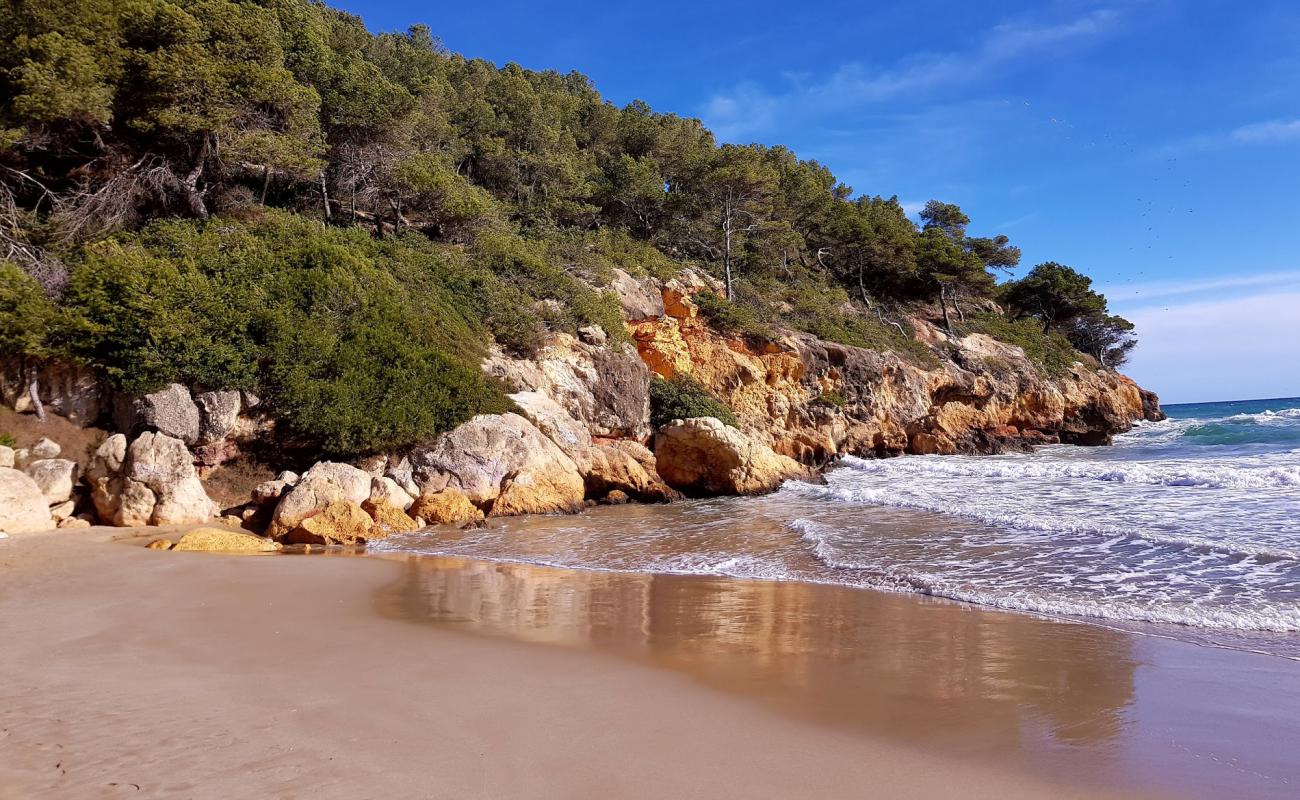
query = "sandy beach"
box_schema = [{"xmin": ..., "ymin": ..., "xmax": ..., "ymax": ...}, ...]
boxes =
[{"xmin": 1, "ymin": 527, "xmax": 1297, "ymax": 799}]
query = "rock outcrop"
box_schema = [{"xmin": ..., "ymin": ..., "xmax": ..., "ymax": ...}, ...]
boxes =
[
  {"xmin": 585, "ymin": 440, "xmax": 678, "ymax": 503},
  {"xmin": 654, "ymin": 417, "xmax": 813, "ymax": 496},
  {"xmin": 485, "ymin": 334, "xmax": 651, "ymax": 441},
  {"xmin": 0, "ymin": 468, "xmax": 51, "ymax": 533},
  {"xmin": 284, "ymin": 500, "xmax": 383, "ymax": 546},
  {"xmin": 408, "ymin": 413, "xmax": 585, "ymax": 517},
  {"xmin": 113, "ymin": 383, "xmax": 202, "ymax": 445},
  {"xmin": 86, "ymin": 432, "xmax": 219, "ymax": 526},
  {"xmin": 267, "ymin": 461, "xmax": 372, "ymax": 538},
  {"xmin": 630, "ymin": 281, "xmax": 1154, "ymax": 462}
]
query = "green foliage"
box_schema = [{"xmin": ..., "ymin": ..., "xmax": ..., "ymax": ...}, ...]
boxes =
[
  {"xmin": 0, "ymin": 432, "xmax": 15, "ymax": 448},
  {"xmin": 649, "ymin": 374, "xmax": 737, "ymax": 429},
  {"xmin": 0, "ymin": 262, "xmax": 60, "ymax": 361},
  {"xmin": 1001, "ymin": 262, "xmax": 1107, "ymax": 330},
  {"xmin": 960, "ymin": 312, "xmax": 1083, "ymax": 377},
  {"xmin": 62, "ymin": 212, "xmax": 510, "ymax": 455}
]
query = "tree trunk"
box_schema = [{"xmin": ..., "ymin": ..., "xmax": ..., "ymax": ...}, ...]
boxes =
[
  {"xmin": 722, "ymin": 202, "xmax": 734, "ymax": 300},
  {"xmin": 939, "ymin": 285, "xmax": 953, "ymax": 334},
  {"xmin": 320, "ymin": 174, "xmax": 332, "ymax": 222},
  {"xmin": 260, "ymin": 166, "xmax": 272, "ymax": 205},
  {"xmin": 27, "ymin": 364, "xmax": 45, "ymax": 424},
  {"xmin": 180, "ymin": 137, "xmax": 211, "ymax": 218}
]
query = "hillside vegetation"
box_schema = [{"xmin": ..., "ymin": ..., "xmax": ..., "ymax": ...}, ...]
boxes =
[{"xmin": 0, "ymin": 0, "xmax": 1137, "ymax": 456}]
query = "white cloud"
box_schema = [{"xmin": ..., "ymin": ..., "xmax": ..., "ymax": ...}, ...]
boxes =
[
  {"xmin": 702, "ymin": 8, "xmax": 1123, "ymax": 140},
  {"xmin": 1229, "ymin": 119, "xmax": 1300, "ymax": 145},
  {"xmin": 1155, "ymin": 118, "xmax": 1300, "ymax": 157},
  {"xmin": 1118, "ymin": 289, "xmax": 1300, "ymax": 404},
  {"xmin": 1101, "ymin": 270, "xmax": 1300, "ymax": 304}
]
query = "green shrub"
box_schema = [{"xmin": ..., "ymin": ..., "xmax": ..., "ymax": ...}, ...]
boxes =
[
  {"xmin": 649, "ymin": 374, "xmax": 738, "ymax": 429},
  {"xmin": 61, "ymin": 211, "xmax": 511, "ymax": 456},
  {"xmin": 784, "ymin": 285, "xmax": 938, "ymax": 367},
  {"xmin": 692, "ymin": 289, "xmax": 772, "ymax": 340},
  {"xmin": 959, "ymin": 311, "xmax": 1083, "ymax": 377},
  {"xmin": 0, "ymin": 432, "xmax": 16, "ymax": 448}
]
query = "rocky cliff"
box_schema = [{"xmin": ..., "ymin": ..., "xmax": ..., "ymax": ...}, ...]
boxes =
[{"xmin": 0, "ymin": 267, "xmax": 1161, "ymax": 537}]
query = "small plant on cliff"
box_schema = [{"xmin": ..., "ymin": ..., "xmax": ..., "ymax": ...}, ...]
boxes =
[
  {"xmin": 691, "ymin": 289, "xmax": 772, "ymax": 340},
  {"xmin": 0, "ymin": 432, "xmax": 15, "ymax": 448},
  {"xmin": 649, "ymin": 374, "xmax": 738, "ymax": 429}
]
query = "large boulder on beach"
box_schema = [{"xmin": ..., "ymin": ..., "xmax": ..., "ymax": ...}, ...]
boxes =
[
  {"xmin": 0, "ymin": 467, "xmax": 51, "ymax": 533},
  {"xmin": 654, "ymin": 417, "xmax": 812, "ymax": 496},
  {"xmin": 114, "ymin": 383, "xmax": 202, "ymax": 445},
  {"xmin": 267, "ymin": 461, "xmax": 373, "ymax": 538},
  {"xmin": 24, "ymin": 458, "xmax": 79, "ymax": 505},
  {"xmin": 284, "ymin": 500, "xmax": 383, "ymax": 546},
  {"xmin": 126, "ymin": 432, "xmax": 219, "ymax": 524},
  {"xmin": 409, "ymin": 413, "xmax": 585, "ymax": 517},
  {"xmin": 85, "ymin": 432, "xmax": 218, "ymax": 526}
]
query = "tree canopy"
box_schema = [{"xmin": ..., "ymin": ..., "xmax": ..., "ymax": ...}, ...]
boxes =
[{"xmin": 0, "ymin": 0, "xmax": 1142, "ymax": 452}]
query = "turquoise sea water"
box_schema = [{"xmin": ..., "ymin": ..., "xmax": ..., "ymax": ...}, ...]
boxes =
[{"xmin": 380, "ymin": 396, "xmax": 1300, "ymax": 658}]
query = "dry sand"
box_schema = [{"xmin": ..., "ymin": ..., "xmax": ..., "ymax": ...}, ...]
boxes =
[{"xmin": 1, "ymin": 528, "xmax": 1295, "ymax": 799}]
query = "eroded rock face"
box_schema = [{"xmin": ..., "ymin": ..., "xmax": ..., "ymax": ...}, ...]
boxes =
[
  {"xmin": 0, "ymin": 468, "xmax": 51, "ymax": 532},
  {"xmin": 267, "ymin": 461, "xmax": 372, "ymax": 539},
  {"xmin": 24, "ymin": 458, "xmax": 78, "ymax": 505},
  {"xmin": 362, "ymin": 498, "xmax": 419, "ymax": 534},
  {"xmin": 609, "ymin": 268, "xmax": 665, "ymax": 321},
  {"xmin": 408, "ymin": 413, "xmax": 585, "ymax": 516},
  {"xmin": 631, "ymin": 285, "xmax": 1152, "ymax": 461},
  {"xmin": 369, "ymin": 476, "xmax": 415, "ymax": 512},
  {"xmin": 654, "ymin": 417, "xmax": 812, "ymax": 496},
  {"xmin": 485, "ymin": 334, "xmax": 651, "ymax": 441},
  {"xmin": 0, "ymin": 446, "xmax": 13, "ymax": 468},
  {"xmin": 1, "ymin": 360, "xmax": 108, "ymax": 425},
  {"xmin": 113, "ymin": 383, "xmax": 201, "ymax": 445}
]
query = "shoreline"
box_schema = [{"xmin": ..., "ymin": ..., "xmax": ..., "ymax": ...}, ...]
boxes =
[{"xmin": 2, "ymin": 528, "xmax": 1297, "ymax": 799}]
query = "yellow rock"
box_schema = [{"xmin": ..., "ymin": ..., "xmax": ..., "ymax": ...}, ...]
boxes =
[
  {"xmin": 408, "ymin": 489, "xmax": 484, "ymax": 526},
  {"xmin": 285, "ymin": 500, "xmax": 379, "ymax": 546},
  {"xmin": 145, "ymin": 538, "xmax": 174, "ymax": 550},
  {"xmin": 172, "ymin": 528, "xmax": 280, "ymax": 553},
  {"xmin": 362, "ymin": 498, "xmax": 420, "ymax": 533}
]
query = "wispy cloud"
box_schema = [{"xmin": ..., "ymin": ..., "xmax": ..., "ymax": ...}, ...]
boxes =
[
  {"xmin": 1122, "ymin": 288, "xmax": 1300, "ymax": 403},
  {"xmin": 1102, "ymin": 269, "xmax": 1300, "ymax": 307},
  {"xmin": 702, "ymin": 8, "xmax": 1124, "ymax": 140},
  {"xmin": 1155, "ymin": 118, "xmax": 1300, "ymax": 157}
]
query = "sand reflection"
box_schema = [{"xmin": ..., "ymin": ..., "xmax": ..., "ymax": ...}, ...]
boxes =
[{"xmin": 378, "ymin": 555, "xmax": 1137, "ymax": 763}]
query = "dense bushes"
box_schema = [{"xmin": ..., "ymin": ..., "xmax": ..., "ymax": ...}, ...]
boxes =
[
  {"xmin": 959, "ymin": 312, "xmax": 1085, "ymax": 377},
  {"xmin": 649, "ymin": 374, "xmax": 737, "ymax": 428},
  {"xmin": 51, "ymin": 212, "xmax": 524, "ymax": 454}
]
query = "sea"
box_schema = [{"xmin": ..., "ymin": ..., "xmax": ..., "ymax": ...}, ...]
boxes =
[{"xmin": 378, "ymin": 396, "xmax": 1300, "ymax": 659}]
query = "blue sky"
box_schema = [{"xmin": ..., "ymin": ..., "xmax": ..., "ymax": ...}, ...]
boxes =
[{"xmin": 337, "ymin": 0, "xmax": 1300, "ymax": 403}]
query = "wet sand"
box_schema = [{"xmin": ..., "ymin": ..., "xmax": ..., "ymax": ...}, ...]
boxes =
[{"xmin": 1, "ymin": 529, "xmax": 1296, "ymax": 798}]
